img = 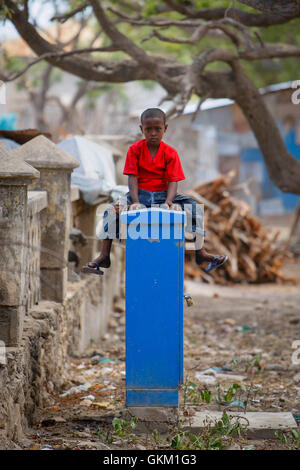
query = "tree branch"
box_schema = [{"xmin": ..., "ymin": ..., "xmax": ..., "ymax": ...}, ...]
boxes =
[
  {"xmin": 239, "ymin": 0, "xmax": 300, "ymax": 18},
  {"xmin": 2, "ymin": 45, "xmax": 125, "ymax": 82},
  {"xmin": 89, "ymin": 0, "xmax": 181, "ymax": 93},
  {"xmin": 89, "ymin": 0, "xmax": 152, "ymax": 66},
  {"xmin": 162, "ymin": 0, "xmax": 300, "ymax": 26},
  {"xmin": 51, "ymin": 1, "xmax": 90, "ymax": 23}
]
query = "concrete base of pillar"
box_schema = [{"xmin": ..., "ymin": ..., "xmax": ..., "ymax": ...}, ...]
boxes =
[
  {"xmin": 122, "ymin": 406, "xmax": 179, "ymax": 433},
  {"xmin": 0, "ymin": 305, "xmax": 25, "ymax": 346},
  {"xmin": 40, "ymin": 267, "xmax": 67, "ymax": 302}
]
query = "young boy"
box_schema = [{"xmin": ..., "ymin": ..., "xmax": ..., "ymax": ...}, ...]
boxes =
[{"xmin": 82, "ymin": 108, "xmax": 228, "ymax": 275}]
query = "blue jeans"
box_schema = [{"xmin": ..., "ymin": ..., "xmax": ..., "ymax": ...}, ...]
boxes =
[{"xmin": 98, "ymin": 188, "xmax": 205, "ymax": 239}]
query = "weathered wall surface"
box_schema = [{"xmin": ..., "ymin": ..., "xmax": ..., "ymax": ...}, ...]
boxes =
[
  {"xmin": 0, "ymin": 245, "xmax": 122, "ymax": 447},
  {"xmin": 0, "ymin": 138, "xmax": 124, "ymax": 448}
]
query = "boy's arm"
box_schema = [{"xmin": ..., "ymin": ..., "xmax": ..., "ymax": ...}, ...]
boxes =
[
  {"xmin": 165, "ymin": 181, "xmax": 177, "ymax": 206},
  {"xmin": 128, "ymin": 175, "xmax": 140, "ymax": 206}
]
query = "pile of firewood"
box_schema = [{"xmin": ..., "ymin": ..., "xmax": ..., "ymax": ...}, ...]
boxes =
[{"xmin": 184, "ymin": 170, "xmax": 294, "ymax": 284}]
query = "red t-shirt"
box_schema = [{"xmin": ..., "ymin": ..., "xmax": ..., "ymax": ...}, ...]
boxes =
[{"xmin": 123, "ymin": 139, "xmax": 185, "ymax": 191}]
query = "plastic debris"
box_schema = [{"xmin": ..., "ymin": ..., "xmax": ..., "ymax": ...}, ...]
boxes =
[
  {"xmin": 89, "ymin": 384, "xmax": 105, "ymax": 391},
  {"xmin": 90, "ymin": 355, "xmax": 102, "ymax": 365},
  {"xmin": 80, "ymin": 394, "xmax": 95, "ymax": 401},
  {"xmin": 223, "ymin": 318, "xmax": 236, "ymax": 326},
  {"xmin": 76, "ymin": 362, "xmax": 86, "ymax": 369},
  {"xmin": 223, "ymin": 400, "xmax": 246, "ymax": 409},
  {"xmin": 100, "ymin": 357, "xmax": 116, "ymax": 364},
  {"xmin": 80, "ymin": 399, "xmax": 94, "ymax": 407},
  {"xmin": 101, "ymin": 367, "xmax": 113, "ymax": 375},
  {"xmin": 92, "ymin": 401, "xmax": 112, "ymax": 409},
  {"xmin": 59, "ymin": 384, "xmax": 89, "ymax": 397},
  {"xmin": 293, "ymin": 372, "xmax": 300, "ymax": 384},
  {"xmin": 195, "ymin": 372, "xmax": 217, "ymax": 385},
  {"xmin": 239, "ymin": 325, "xmax": 252, "ymax": 332}
]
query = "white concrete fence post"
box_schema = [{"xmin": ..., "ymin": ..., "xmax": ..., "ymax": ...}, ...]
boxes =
[
  {"xmin": 13, "ymin": 136, "xmax": 79, "ymax": 302},
  {"xmin": 0, "ymin": 145, "xmax": 39, "ymax": 346}
]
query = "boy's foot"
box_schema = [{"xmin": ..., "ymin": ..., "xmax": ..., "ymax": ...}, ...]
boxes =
[
  {"xmin": 82, "ymin": 255, "xmax": 111, "ymax": 275},
  {"xmin": 195, "ymin": 249, "xmax": 228, "ymax": 272},
  {"xmin": 204, "ymin": 255, "xmax": 228, "ymax": 273}
]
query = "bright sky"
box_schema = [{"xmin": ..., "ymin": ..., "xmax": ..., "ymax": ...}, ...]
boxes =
[{"xmin": 0, "ymin": 0, "xmax": 56, "ymax": 40}]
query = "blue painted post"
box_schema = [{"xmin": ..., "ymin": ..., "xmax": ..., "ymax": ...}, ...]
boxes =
[{"xmin": 120, "ymin": 208, "xmax": 185, "ymax": 407}]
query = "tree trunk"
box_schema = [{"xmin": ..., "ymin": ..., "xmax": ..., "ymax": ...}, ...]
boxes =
[{"xmin": 233, "ymin": 64, "xmax": 300, "ymax": 194}]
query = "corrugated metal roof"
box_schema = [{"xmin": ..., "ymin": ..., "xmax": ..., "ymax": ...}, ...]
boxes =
[{"xmin": 183, "ymin": 81, "xmax": 295, "ymax": 115}]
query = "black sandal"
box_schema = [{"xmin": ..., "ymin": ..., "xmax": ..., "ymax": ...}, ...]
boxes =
[
  {"xmin": 82, "ymin": 261, "xmax": 104, "ymax": 276},
  {"xmin": 205, "ymin": 255, "xmax": 228, "ymax": 273}
]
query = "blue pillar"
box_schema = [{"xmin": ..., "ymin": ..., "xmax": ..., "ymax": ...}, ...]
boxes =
[{"xmin": 120, "ymin": 208, "xmax": 185, "ymax": 407}]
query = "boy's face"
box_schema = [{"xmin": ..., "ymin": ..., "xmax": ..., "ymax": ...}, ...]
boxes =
[{"xmin": 140, "ymin": 117, "xmax": 167, "ymax": 146}]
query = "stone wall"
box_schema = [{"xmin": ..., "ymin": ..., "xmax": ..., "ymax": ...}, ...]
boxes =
[
  {"xmin": 0, "ymin": 253, "xmax": 122, "ymax": 446},
  {"xmin": 0, "ymin": 137, "xmax": 123, "ymax": 447}
]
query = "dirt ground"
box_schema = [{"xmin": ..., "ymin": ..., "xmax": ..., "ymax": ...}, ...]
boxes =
[
  {"xmin": 18, "ymin": 264, "xmax": 299, "ymax": 450},
  {"xmin": 17, "ymin": 214, "xmax": 299, "ymax": 451}
]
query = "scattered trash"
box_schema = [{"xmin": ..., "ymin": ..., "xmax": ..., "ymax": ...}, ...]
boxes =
[
  {"xmin": 90, "ymin": 355, "xmax": 102, "ymax": 365},
  {"xmin": 100, "ymin": 357, "xmax": 116, "ymax": 364},
  {"xmin": 197, "ymin": 368, "xmax": 245, "ymax": 383},
  {"xmin": 222, "ymin": 326, "xmax": 233, "ymax": 334},
  {"xmin": 293, "ymin": 372, "xmax": 300, "ymax": 384},
  {"xmin": 101, "ymin": 367, "xmax": 114, "ymax": 375},
  {"xmin": 238, "ymin": 325, "xmax": 252, "ymax": 332},
  {"xmin": 80, "ymin": 399, "xmax": 94, "ymax": 407},
  {"xmin": 205, "ymin": 366, "xmax": 233, "ymax": 373},
  {"xmin": 90, "ymin": 383, "xmax": 105, "ymax": 391},
  {"xmin": 76, "ymin": 362, "xmax": 86, "ymax": 369},
  {"xmin": 221, "ymin": 364, "xmax": 233, "ymax": 372},
  {"xmin": 195, "ymin": 373, "xmax": 217, "ymax": 385},
  {"xmin": 36, "ymin": 432, "xmax": 49, "ymax": 437},
  {"xmin": 223, "ymin": 318, "xmax": 236, "ymax": 326},
  {"xmin": 92, "ymin": 401, "xmax": 113, "ymax": 409},
  {"xmin": 223, "ymin": 400, "xmax": 245, "ymax": 409},
  {"xmin": 59, "ymin": 384, "xmax": 89, "ymax": 397},
  {"xmin": 80, "ymin": 394, "xmax": 95, "ymax": 401},
  {"xmin": 293, "ymin": 413, "xmax": 300, "ymax": 422}
]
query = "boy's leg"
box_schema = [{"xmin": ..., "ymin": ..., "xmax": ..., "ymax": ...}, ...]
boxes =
[
  {"xmin": 172, "ymin": 194, "xmax": 228, "ymax": 268},
  {"xmin": 83, "ymin": 193, "xmax": 131, "ymax": 272},
  {"xmin": 85, "ymin": 239, "xmax": 112, "ymax": 269}
]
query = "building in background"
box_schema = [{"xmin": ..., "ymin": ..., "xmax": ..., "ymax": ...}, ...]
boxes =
[{"xmin": 158, "ymin": 82, "xmax": 300, "ymax": 215}]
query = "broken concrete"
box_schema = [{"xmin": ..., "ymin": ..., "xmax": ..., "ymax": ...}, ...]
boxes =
[
  {"xmin": 122, "ymin": 406, "xmax": 179, "ymax": 433},
  {"xmin": 188, "ymin": 411, "xmax": 298, "ymax": 439}
]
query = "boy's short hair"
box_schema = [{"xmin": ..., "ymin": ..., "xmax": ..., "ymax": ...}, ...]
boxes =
[{"xmin": 140, "ymin": 108, "xmax": 166, "ymax": 124}]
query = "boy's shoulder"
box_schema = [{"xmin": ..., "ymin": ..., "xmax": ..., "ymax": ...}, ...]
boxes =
[
  {"xmin": 161, "ymin": 141, "xmax": 179, "ymax": 157},
  {"xmin": 128, "ymin": 139, "xmax": 146, "ymax": 151}
]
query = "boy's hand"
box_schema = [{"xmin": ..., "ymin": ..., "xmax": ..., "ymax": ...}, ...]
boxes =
[
  {"xmin": 163, "ymin": 200, "xmax": 181, "ymax": 211},
  {"xmin": 129, "ymin": 202, "xmax": 143, "ymax": 211}
]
